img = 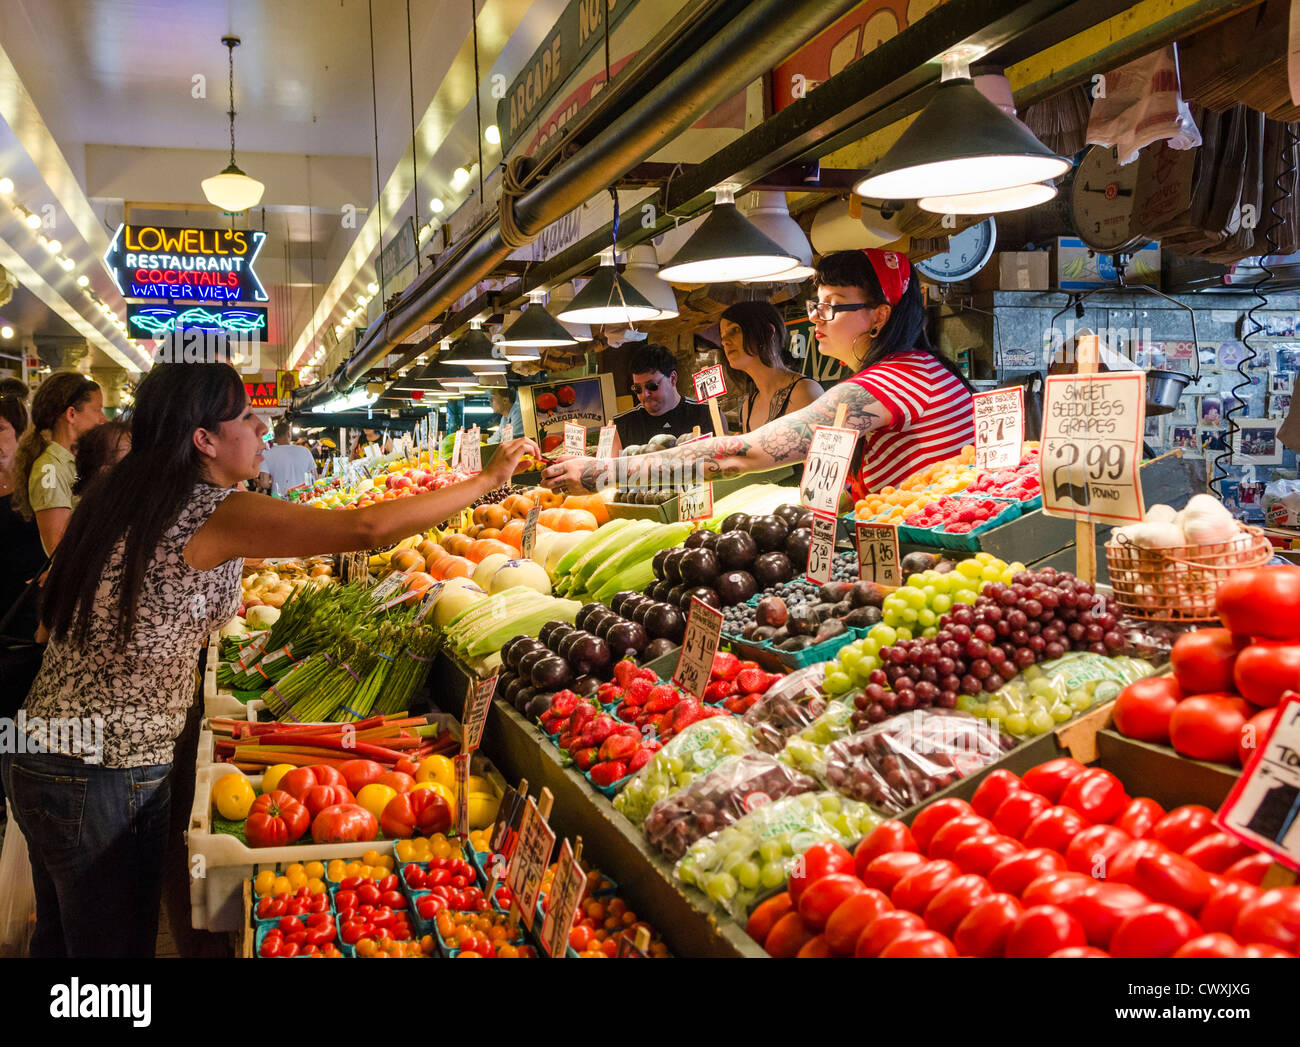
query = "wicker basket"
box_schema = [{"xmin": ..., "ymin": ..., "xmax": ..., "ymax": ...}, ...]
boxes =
[{"xmin": 1105, "ymin": 527, "xmax": 1273, "ymax": 622}]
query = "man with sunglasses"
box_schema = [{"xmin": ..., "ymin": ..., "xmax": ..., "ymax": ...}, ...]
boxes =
[{"xmin": 613, "ymin": 343, "xmax": 722, "ymax": 449}]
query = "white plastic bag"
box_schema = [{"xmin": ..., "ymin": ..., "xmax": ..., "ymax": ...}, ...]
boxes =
[
  {"xmin": 1085, "ymin": 44, "xmax": 1202, "ymax": 164},
  {"xmin": 0, "ymin": 824, "xmax": 35, "ymax": 957},
  {"xmin": 1263, "ymin": 478, "xmax": 1300, "ymax": 527}
]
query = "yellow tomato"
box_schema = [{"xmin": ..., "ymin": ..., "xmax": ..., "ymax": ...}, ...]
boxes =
[
  {"xmin": 286, "ymin": 867, "xmax": 308, "ymax": 890},
  {"xmin": 362, "ymin": 849, "xmax": 386, "ymax": 867},
  {"xmin": 253, "ymin": 869, "xmax": 276, "ymax": 896},
  {"xmin": 429, "ymin": 834, "xmax": 452, "ymax": 860},
  {"xmin": 356, "ymin": 783, "xmax": 398, "ymax": 822},
  {"xmin": 372, "ymin": 854, "xmax": 394, "ymax": 871},
  {"xmin": 326, "ymin": 859, "xmax": 346, "ymax": 882},
  {"xmin": 416, "ymin": 754, "xmax": 455, "ymax": 788},
  {"xmin": 213, "ymin": 773, "xmax": 255, "ymax": 820},
  {"xmin": 306, "ymin": 877, "xmax": 327, "ymax": 895},
  {"xmin": 261, "ymin": 763, "xmax": 296, "ymax": 795},
  {"xmin": 271, "ymin": 875, "xmax": 293, "ymax": 897},
  {"xmin": 395, "ymin": 840, "xmax": 415, "ymax": 863},
  {"xmin": 304, "ymin": 861, "xmax": 325, "ymax": 879}
]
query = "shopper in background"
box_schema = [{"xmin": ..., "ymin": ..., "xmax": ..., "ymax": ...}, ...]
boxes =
[
  {"xmin": 10, "ymin": 372, "xmax": 106, "ymax": 554},
  {"xmin": 718, "ymin": 301, "xmax": 822, "ymax": 432},
  {"xmin": 258, "ymin": 419, "xmax": 317, "ymax": 496},
  {"xmin": 1, "ymin": 362, "xmax": 537, "ymax": 958},
  {"xmin": 0, "ymin": 376, "xmax": 28, "ymax": 404},
  {"xmin": 613, "ymin": 342, "xmax": 722, "ymax": 447},
  {"xmin": 488, "ymin": 387, "xmax": 524, "ymax": 444},
  {"xmin": 72, "ymin": 419, "xmax": 131, "ymax": 498},
  {"xmin": 351, "ymin": 426, "xmax": 391, "ymax": 459}
]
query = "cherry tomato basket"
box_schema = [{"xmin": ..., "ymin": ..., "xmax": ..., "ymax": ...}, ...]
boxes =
[
  {"xmin": 254, "ymin": 915, "xmax": 342, "ymax": 958},
  {"xmin": 431, "ymin": 912, "xmax": 532, "ymax": 958},
  {"xmin": 901, "ymin": 495, "xmax": 1023, "ymax": 552},
  {"xmin": 1104, "ymin": 526, "xmax": 1273, "ymax": 622}
]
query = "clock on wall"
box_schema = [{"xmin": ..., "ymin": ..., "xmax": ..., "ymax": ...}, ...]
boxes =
[
  {"xmin": 1068, "ymin": 145, "xmax": 1148, "ymax": 254},
  {"xmin": 914, "ymin": 218, "xmax": 997, "ymax": 283}
]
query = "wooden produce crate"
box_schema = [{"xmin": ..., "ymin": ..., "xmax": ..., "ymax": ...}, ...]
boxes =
[{"xmin": 1095, "ymin": 729, "xmax": 1240, "ymax": 810}]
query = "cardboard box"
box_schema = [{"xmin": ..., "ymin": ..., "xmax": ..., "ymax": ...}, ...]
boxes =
[{"xmin": 971, "ymin": 251, "xmax": 1050, "ymax": 292}]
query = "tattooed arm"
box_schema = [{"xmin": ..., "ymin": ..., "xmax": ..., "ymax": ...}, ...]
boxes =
[{"xmin": 542, "ymin": 382, "xmax": 891, "ymax": 494}]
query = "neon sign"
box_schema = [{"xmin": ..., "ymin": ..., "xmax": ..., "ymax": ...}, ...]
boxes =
[
  {"xmin": 127, "ymin": 304, "xmax": 267, "ymax": 337},
  {"xmin": 245, "ymin": 381, "xmax": 281, "ymax": 409},
  {"xmin": 104, "ymin": 224, "xmax": 268, "ymax": 302}
]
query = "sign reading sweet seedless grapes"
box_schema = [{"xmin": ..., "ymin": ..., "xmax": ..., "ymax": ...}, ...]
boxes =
[
  {"xmin": 801, "ymin": 426, "xmax": 858, "ymax": 515},
  {"xmin": 1040, "ymin": 372, "xmax": 1145, "ymax": 524},
  {"xmin": 972, "ymin": 387, "xmax": 1025, "ymax": 472}
]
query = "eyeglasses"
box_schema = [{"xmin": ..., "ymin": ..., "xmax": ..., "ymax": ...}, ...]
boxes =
[
  {"xmin": 806, "ymin": 300, "xmax": 873, "ymax": 323},
  {"xmin": 630, "ymin": 381, "xmax": 660, "ymax": 396}
]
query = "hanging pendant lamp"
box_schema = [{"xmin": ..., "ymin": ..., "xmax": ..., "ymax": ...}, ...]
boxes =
[
  {"xmin": 918, "ymin": 181, "xmax": 1058, "ymax": 215},
  {"xmin": 557, "ymin": 249, "xmax": 659, "ymax": 326},
  {"xmin": 738, "ymin": 192, "xmax": 816, "ymax": 284},
  {"xmin": 658, "ymin": 184, "xmax": 799, "ymax": 284},
  {"xmin": 441, "ymin": 322, "xmax": 506, "ymax": 372},
  {"xmin": 853, "ymin": 51, "xmax": 1068, "ymax": 201},
  {"xmin": 500, "ymin": 291, "xmax": 577, "ymax": 348},
  {"xmin": 201, "ymin": 37, "xmax": 265, "ymax": 213},
  {"xmin": 622, "ymin": 246, "xmax": 680, "ymax": 319},
  {"xmin": 547, "ymin": 282, "xmax": 594, "ymax": 339}
]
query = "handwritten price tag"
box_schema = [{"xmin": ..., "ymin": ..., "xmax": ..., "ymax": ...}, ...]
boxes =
[
  {"xmin": 801, "ymin": 426, "xmax": 858, "ymax": 515},
  {"xmin": 540, "ymin": 839, "xmax": 586, "ymax": 957},
  {"xmin": 596, "ymin": 424, "xmax": 619, "ymax": 459},
  {"xmin": 499, "ymin": 422, "xmax": 513, "ymax": 443},
  {"xmin": 673, "ymin": 597, "xmax": 724, "ymax": 700},
  {"xmin": 415, "ymin": 581, "xmax": 445, "ymax": 621},
  {"xmin": 1040, "ymin": 372, "xmax": 1146, "ymax": 524},
  {"xmin": 454, "ymin": 753, "xmax": 470, "ymax": 839},
  {"xmin": 805, "ymin": 511, "xmax": 837, "ymax": 584},
  {"xmin": 521, "ymin": 504, "xmax": 541, "ymax": 559},
  {"xmin": 677, "ymin": 482, "xmax": 714, "ymax": 522},
  {"xmin": 451, "ymin": 429, "xmax": 463, "ymax": 469},
  {"xmin": 1215, "ymin": 694, "xmax": 1300, "ymax": 873},
  {"xmin": 507, "ymin": 798, "xmax": 556, "ymax": 930},
  {"xmin": 462, "ymin": 427, "xmax": 482, "ymax": 474},
  {"xmin": 973, "ymin": 387, "xmax": 1025, "ymax": 472},
  {"xmin": 856, "ymin": 522, "xmax": 900, "ymax": 586},
  {"xmin": 564, "ymin": 422, "xmax": 586, "ymax": 458},
  {"xmin": 692, "ymin": 365, "xmax": 727, "ymax": 401},
  {"xmin": 461, "ymin": 673, "xmax": 498, "ymax": 753}
]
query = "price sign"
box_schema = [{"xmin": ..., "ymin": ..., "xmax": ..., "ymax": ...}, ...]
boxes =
[
  {"xmin": 499, "ymin": 422, "xmax": 513, "ymax": 443},
  {"xmin": 856, "ymin": 522, "xmax": 900, "ymax": 586},
  {"xmin": 596, "ymin": 424, "xmax": 619, "ymax": 459},
  {"xmin": 1040, "ymin": 372, "xmax": 1146, "ymax": 524},
  {"xmin": 415, "ymin": 581, "xmax": 445, "ymax": 621},
  {"xmin": 368, "ymin": 571, "xmax": 407, "ymax": 605},
  {"xmin": 461, "ymin": 673, "xmax": 498, "ymax": 753},
  {"xmin": 236, "ymin": 634, "xmax": 268, "ymax": 670},
  {"xmin": 451, "ymin": 429, "xmax": 463, "ymax": 470},
  {"xmin": 805, "ymin": 511, "xmax": 837, "ymax": 584},
  {"xmin": 454, "ymin": 753, "xmax": 471, "ymax": 839},
  {"xmin": 692, "ymin": 365, "xmax": 727, "ymax": 401},
  {"xmin": 462, "ymin": 426, "xmax": 482, "ymax": 474},
  {"xmin": 801, "ymin": 426, "xmax": 858, "ymax": 515},
  {"xmin": 672, "ymin": 596, "xmax": 724, "ymax": 700},
  {"xmin": 1215, "ymin": 694, "xmax": 1300, "ymax": 873},
  {"xmin": 490, "ymin": 785, "xmax": 523, "ymax": 855},
  {"xmin": 564, "ymin": 422, "xmax": 586, "ymax": 458},
  {"xmin": 677, "ymin": 482, "xmax": 714, "ymax": 523},
  {"xmin": 973, "ymin": 387, "xmax": 1025, "ymax": 472},
  {"xmin": 540, "ymin": 839, "xmax": 586, "ymax": 957},
  {"xmin": 521, "ymin": 504, "xmax": 542, "ymax": 559},
  {"xmin": 507, "ymin": 798, "xmax": 556, "ymax": 930}
]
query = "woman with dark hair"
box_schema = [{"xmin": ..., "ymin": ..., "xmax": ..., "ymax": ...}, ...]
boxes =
[
  {"xmin": 0, "ymin": 363, "xmax": 537, "ymax": 957},
  {"xmin": 11, "ymin": 372, "xmax": 105, "ymax": 553},
  {"xmin": 543, "ymin": 248, "xmax": 974, "ymax": 499},
  {"xmin": 718, "ymin": 300, "xmax": 822, "ymax": 432},
  {"xmin": 0, "ymin": 388, "xmax": 45, "ymax": 653},
  {"xmin": 73, "ymin": 419, "xmax": 131, "ymax": 497}
]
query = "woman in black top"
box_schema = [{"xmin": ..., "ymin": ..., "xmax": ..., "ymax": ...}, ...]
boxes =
[
  {"xmin": 0, "ymin": 390, "xmax": 45, "ymax": 645},
  {"xmin": 718, "ymin": 301, "xmax": 822, "ymax": 432}
]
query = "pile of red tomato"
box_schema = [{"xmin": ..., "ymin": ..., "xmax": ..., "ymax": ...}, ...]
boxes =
[
  {"xmin": 1113, "ymin": 567, "xmax": 1300, "ymax": 765},
  {"xmin": 749, "ymin": 757, "xmax": 1298, "ymax": 958}
]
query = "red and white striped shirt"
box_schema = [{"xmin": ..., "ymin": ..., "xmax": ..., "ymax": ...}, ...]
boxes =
[{"xmin": 844, "ymin": 351, "xmax": 974, "ymax": 495}]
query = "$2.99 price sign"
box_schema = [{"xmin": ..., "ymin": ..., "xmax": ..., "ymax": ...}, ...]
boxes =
[
  {"xmin": 805, "ymin": 511, "xmax": 838, "ymax": 584},
  {"xmin": 856, "ymin": 522, "xmax": 900, "ymax": 586},
  {"xmin": 801, "ymin": 426, "xmax": 858, "ymax": 515},
  {"xmin": 540, "ymin": 839, "xmax": 586, "ymax": 957},
  {"xmin": 461, "ymin": 673, "xmax": 498, "ymax": 753},
  {"xmin": 972, "ymin": 387, "xmax": 1024, "ymax": 472},
  {"xmin": 673, "ymin": 597, "xmax": 724, "ymax": 700},
  {"xmin": 507, "ymin": 798, "xmax": 556, "ymax": 930}
]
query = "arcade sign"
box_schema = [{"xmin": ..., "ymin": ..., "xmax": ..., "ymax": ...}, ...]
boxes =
[{"xmin": 105, "ymin": 224, "xmax": 269, "ymax": 302}]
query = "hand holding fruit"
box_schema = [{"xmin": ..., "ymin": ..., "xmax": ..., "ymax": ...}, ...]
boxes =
[{"xmin": 484, "ymin": 436, "xmax": 543, "ymax": 488}]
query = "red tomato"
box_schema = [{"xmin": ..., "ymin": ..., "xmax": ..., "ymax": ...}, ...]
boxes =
[
  {"xmin": 879, "ymin": 929, "xmax": 958, "ymax": 958},
  {"xmin": 1152, "ymin": 805, "xmax": 1217, "ymax": 852},
  {"xmin": 1005, "ymin": 905, "xmax": 1086, "ymax": 958},
  {"xmin": 746, "ymin": 892, "xmax": 793, "ymax": 945},
  {"xmin": 988, "ymin": 848, "xmax": 1068, "ymax": 896},
  {"xmin": 1231, "ymin": 887, "xmax": 1300, "ymax": 952},
  {"xmin": 1233, "ymin": 641, "xmax": 1300, "ymax": 708},
  {"xmin": 379, "ymin": 789, "xmax": 452, "ymax": 839},
  {"xmin": 1059, "ymin": 768, "xmax": 1129, "ymax": 825},
  {"xmin": 952, "ymin": 833, "xmax": 1023, "ymax": 877},
  {"xmin": 1064, "ymin": 882, "xmax": 1151, "ymax": 948},
  {"xmin": 852, "ymin": 821, "xmax": 918, "ymax": 879},
  {"xmin": 1113, "ymin": 797, "xmax": 1165, "ymax": 839},
  {"xmin": 1133, "ymin": 851, "xmax": 1213, "ymax": 914},
  {"xmin": 862, "ymin": 851, "xmax": 929, "ymax": 894},
  {"xmin": 953, "ymin": 892, "xmax": 1023, "ymax": 958},
  {"xmin": 1222, "ymin": 853, "xmax": 1274, "ymax": 885},
  {"xmin": 1064, "ymin": 824, "xmax": 1133, "ymax": 876},
  {"xmin": 795, "ymin": 934, "xmax": 834, "ymax": 958},
  {"xmin": 970, "ymin": 769, "xmax": 1024, "ymax": 819},
  {"xmin": 1113, "ymin": 677, "xmax": 1183, "ymax": 743},
  {"xmin": 1109, "ymin": 904, "xmax": 1202, "ymax": 958},
  {"xmin": 890, "ymin": 859, "xmax": 961, "ymax": 914},
  {"xmin": 301, "ymin": 783, "xmax": 355, "ymax": 820},
  {"xmin": 923, "ymin": 874, "xmax": 993, "ymax": 936},
  {"xmin": 1021, "ymin": 758, "xmax": 1088, "ymax": 803},
  {"xmin": 1241, "ymin": 943, "xmax": 1296, "ymax": 958},
  {"xmin": 1169, "ymin": 694, "xmax": 1251, "ymax": 763},
  {"xmin": 309, "ymin": 803, "xmax": 377, "ymax": 844},
  {"xmin": 1181, "ymin": 832, "xmax": 1254, "ymax": 873},
  {"xmin": 788, "ymin": 841, "xmax": 855, "ymax": 905},
  {"xmin": 1108, "ymin": 839, "xmax": 1171, "ymax": 886},
  {"xmin": 1049, "ymin": 946, "xmax": 1110, "ymax": 957},
  {"xmin": 244, "ymin": 790, "xmax": 310, "ymax": 848},
  {"xmin": 1022, "ymin": 806, "xmax": 1088, "ymax": 853},
  {"xmin": 909, "ymin": 798, "xmax": 975, "ymax": 852},
  {"xmin": 992, "ymin": 790, "xmax": 1052, "ymax": 839},
  {"xmin": 1173, "ymin": 933, "xmax": 1248, "ymax": 958},
  {"xmin": 854, "ymin": 910, "xmax": 926, "ymax": 958},
  {"xmin": 1021, "ymin": 871, "xmax": 1093, "ymax": 908},
  {"xmin": 823, "ymin": 889, "xmax": 893, "ymax": 956},
  {"xmin": 337, "ymin": 758, "xmax": 386, "ymax": 794},
  {"xmin": 1199, "ymin": 880, "xmax": 1262, "ymax": 934},
  {"xmin": 926, "ymin": 815, "xmax": 995, "ymax": 861},
  {"xmin": 1214, "ymin": 566, "xmax": 1300, "ymax": 640},
  {"xmin": 377, "ymin": 770, "xmax": 415, "ymax": 794},
  {"xmin": 1239, "ymin": 707, "xmax": 1281, "ymax": 769},
  {"xmin": 796, "ymin": 874, "xmax": 866, "ymax": 931},
  {"xmin": 763, "ymin": 912, "xmax": 814, "ymax": 958},
  {"xmin": 278, "ymin": 764, "xmax": 346, "ymax": 801},
  {"xmin": 1170, "ymin": 628, "xmax": 1245, "ymax": 695}
]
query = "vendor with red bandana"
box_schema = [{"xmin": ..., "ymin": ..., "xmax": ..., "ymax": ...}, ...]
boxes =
[{"xmin": 542, "ymin": 249, "xmax": 974, "ymax": 499}]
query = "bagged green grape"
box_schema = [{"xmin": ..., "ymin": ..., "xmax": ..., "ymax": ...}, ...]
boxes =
[
  {"xmin": 776, "ymin": 698, "xmax": 856, "ymax": 781},
  {"xmin": 675, "ymin": 790, "xmax": 878, "ymax": 921},
  {"xmin": 613, "ymin": 717, "xmax": 754, "ymax": 826}
]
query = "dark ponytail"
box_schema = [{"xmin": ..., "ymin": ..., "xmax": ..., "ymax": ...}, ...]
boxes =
[{"xmin": 10, "ymin": 372, "xmax": 99, "ymax": 521}]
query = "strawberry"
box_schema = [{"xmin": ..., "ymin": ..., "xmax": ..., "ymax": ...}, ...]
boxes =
[
  {"xmin": 625, "ymin": 678, "xmax": 654, "ymax": 706},
  {"xmin": 615, "ymin": 702, "xmax": 636, "ymax": 723},
  {"xmin": 627, "ymin": 748, "xmax": 653, "ymax": 773},
  {"xmin": 671, "ymin": 697, "xmax": 703, "ymax": 730},
  {"xmin": 703, "ymin": 680, "xmax": 736, "ymax": 703},
  {"xmin": 549, "ymin": 690, "xmax": 580, "ymax": 717},
  {"xmin": 570, "ymin": 703, "xmax": 598, "ymax": 729},
  {"xmin": 589, "ymin": 761, "xmax": 628, "ymax": 787},
  {"xmin": 597, "ymin": 682, "xmax": 623, "ymax": 704},
  {"xmin": 645, "ymin": 684, "xmax": 679, "ymax": 713},
  {"xmin": 599, "ymin": 733, "xmax": 639, "ymax": 762},
  {"xmin": 736, "ymin": 660, "xmax": 761, "ymax": 674},
  {"xmin": 635, "ymin": 666, "xmax": 658, "ymax": 683},
  {"xmin": 613, "ymin": 659, "xmax": 639, "ymax": 688},
  {"xmin": 735, "ymin": 667, "xmax": 768, "ymax": 694},
  {"xmin": 712, "ymin": 652, "xmax": 741, "ymax": 681},
  {"xmin": 574, "ymin": 747, "xmax": 599, "ymax": 771},
  {"xmin": 589, "ymin": 715, "xmax": 616, "ymax": 744}
]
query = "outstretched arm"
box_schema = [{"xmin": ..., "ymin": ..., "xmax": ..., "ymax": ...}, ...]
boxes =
[{"xmin": 542, "ymin": 382, "xmax": 891, "ymax": 494}]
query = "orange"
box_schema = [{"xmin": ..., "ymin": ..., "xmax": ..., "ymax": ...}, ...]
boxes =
[
  {"xmin": 466, "ymin": 538, "xmax": 514, "ymax": 564},
  {"xmin": 432, "ymin": 555, "xmax": 473, "ymax": 580},
  {"xmin": 496, "ymin": 943, "xmax": 519, "ymax": 959},
  {"xmin": 457, "ymin": 950, "xmax": 483, "ymax": 958},
  {"xmin": 560, "ymin": 508, "xmax": 598, "ymax": 531},
  {"xmin": 442, "ymin": 533, "xmax": 473, "ymax": 557},
  {"xmin": 498, "ymin": 520, "xmax": 524, "ymax": 551}
]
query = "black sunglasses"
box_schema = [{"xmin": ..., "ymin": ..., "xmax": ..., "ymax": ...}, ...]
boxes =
[{"xmin": 631, "ymin": 381, "xmax": 661, "ymax": 396}]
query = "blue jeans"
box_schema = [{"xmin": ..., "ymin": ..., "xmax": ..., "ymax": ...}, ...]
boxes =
[{"xmin": 0, "ymin": 750, "xmax": 171, "ymax": 958}]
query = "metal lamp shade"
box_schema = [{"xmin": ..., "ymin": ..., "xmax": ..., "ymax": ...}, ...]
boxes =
[
  {"xmin": 423, "ymin": 362, "xmax": 479, "ymax": 386},
  {"xmin": 623, "ymin": 245, "xmax": 679, "ymax": 319},
  {"xmin": 853, "ymin": 78, "xmax": 1069, "ymax": 200},
  {"xmin": 739, "ymin": 192, "xmax": 815, "ymax": 283},
  {"xmin": 918, "ymin": 181, "xmax": 1058, "ymax": 215},
  {"xmin": 658, "ymin": 202, "xmax": 799, "ymax": 283},
  {"xmin": 557, "ymin": 264, "xmax": 659, "ymax": 325},
  {"xmin": 441, "ymin": 328, "xmax": 505, "ymax": 371},
  {"xmin": 499, "ymin": 304, "xmax": 577, "ymax": 347},
  {"xmin": 548, "ymin": 283, "xmax": 593, "ymax": 339}
]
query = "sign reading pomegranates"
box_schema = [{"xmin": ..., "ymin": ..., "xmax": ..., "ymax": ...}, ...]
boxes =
[{"xmin": 520, "ymin": 374, "xmax": 616, "ymax": 456}]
